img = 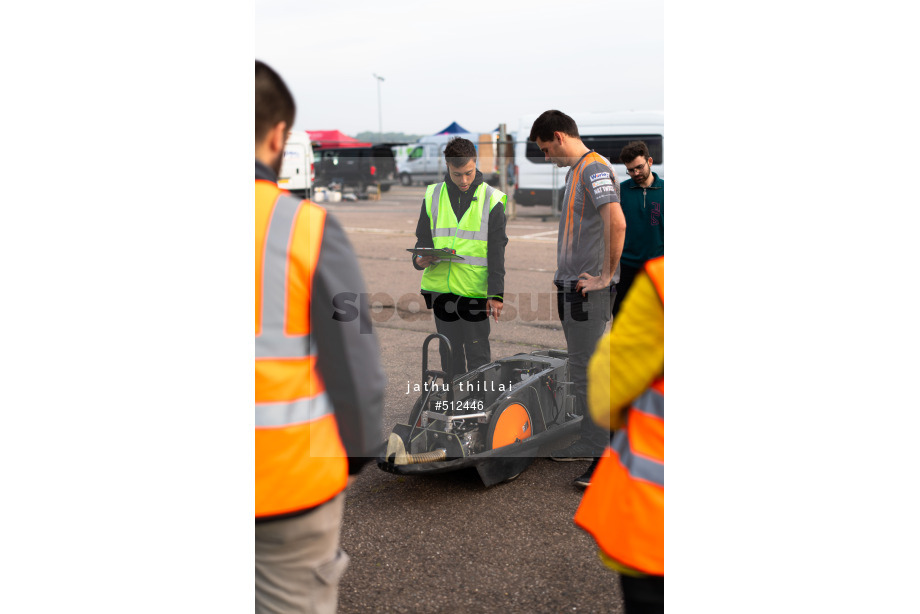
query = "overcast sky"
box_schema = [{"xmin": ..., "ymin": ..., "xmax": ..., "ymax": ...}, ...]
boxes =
[{"xmin": 255, "ymin": 0, "xmax": 663, "ymax": 137}]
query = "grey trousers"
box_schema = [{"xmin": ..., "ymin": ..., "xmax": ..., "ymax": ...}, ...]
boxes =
[
  {"xmin": 255, "ymin": 493, "xmax": 349, "ymax": 614},
  {"xmin": 557, "ymin": 285, "xmax": 612, "ymax": 450}
]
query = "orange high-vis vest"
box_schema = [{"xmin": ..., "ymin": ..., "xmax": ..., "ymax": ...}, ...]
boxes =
[
  {"xmin": 575, "ymin": 256, "xmax": 664, "ymax": 575},
  {"xmin": 255, "ymin": 179, "xmax": 348, "ymax": 519}
]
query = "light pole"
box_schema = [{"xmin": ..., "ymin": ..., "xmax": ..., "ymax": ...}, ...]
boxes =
[{"xmin": 372, "ymin": 73, "xmax": 384, "ymax": 141}]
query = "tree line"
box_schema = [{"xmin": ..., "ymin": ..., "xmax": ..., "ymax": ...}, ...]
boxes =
[{"xmin": 354, "ymin": 131, "xmax": 425, "ymax": 144}]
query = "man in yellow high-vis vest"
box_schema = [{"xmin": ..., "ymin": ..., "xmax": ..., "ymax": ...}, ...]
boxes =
[
  {"xmin": 412, "ymin": 137, "xmax": 508, "ymax": 375},
  {"xmin": 255, "ymin": 60, "xmax": 385, "ymax": 614}
]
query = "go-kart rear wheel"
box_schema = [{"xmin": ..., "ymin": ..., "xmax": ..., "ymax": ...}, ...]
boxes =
[{"xmin": 485, "ymin": 401, "xmax": 533, "ymax": 450}]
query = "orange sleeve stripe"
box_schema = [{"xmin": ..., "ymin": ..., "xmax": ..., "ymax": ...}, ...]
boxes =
[{"xmin": 574, "ymin": 156, "xmax": 593, "ymax": 242}]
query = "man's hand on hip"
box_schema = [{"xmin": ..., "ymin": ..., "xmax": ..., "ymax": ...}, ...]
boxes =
[{"xmin": 575, "ymin": 272, "xmax": 610, "ymax": 296}]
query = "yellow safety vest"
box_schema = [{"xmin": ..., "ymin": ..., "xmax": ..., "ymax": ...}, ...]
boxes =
[{"xmin": 420, "ymin": 182, "xmax": 506, "ymax": 298}]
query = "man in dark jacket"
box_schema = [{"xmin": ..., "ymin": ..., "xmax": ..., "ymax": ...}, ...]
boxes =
[
  {"xmin": 412, "ymin": 137, "xmax": 508, "ymax": 375},
  {"xmin": 612, "ymin": 140, "xmax": 663, "ymax": 317}
]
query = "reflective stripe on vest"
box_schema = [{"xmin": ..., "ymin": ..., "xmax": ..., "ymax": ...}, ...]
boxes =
[
  {"xmin": 256, "ymin": 192, "xmax": 315, "ymax": 359},
  {"xmin": 255, "ymin": 180, "xmax": 347, "ymax": 518},
  {"xmin": 255, "ymin": 392, "xmax": 334, "ymax": 427},
  {"xmin": 421, "ymin": 182, "xmax": 505, "ymax": 296},
  {"xmin": 609, "ymin": 385, "xmax": 664, "ymax": 487}
]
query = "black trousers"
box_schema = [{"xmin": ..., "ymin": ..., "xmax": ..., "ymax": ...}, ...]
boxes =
[
  {"xmin": 611, "ymin": 262, "xmax": 641, "ymax": 318},
  {"xmin": 430, "ymin": 294, "xmax": 491, "ymax": 377},
  {"xmin": 619, "ymin": 574, "xmax": 664, "ymax": 614}
]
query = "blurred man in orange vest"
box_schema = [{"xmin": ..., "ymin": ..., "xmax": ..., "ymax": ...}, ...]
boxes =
[
  {"xmin": 575, "ymin": 256, "xmax": 664, "ymax": 613},
  {"xmin": 255, "ymin": 60, "xmax": 385, "ymax": 614}
]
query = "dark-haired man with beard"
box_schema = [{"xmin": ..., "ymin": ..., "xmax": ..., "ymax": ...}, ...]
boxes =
[{"xmin": 611, "ymin": 140, "xmax": 663, "ymax": 318}]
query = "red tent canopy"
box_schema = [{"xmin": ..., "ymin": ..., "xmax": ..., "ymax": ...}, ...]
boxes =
[{"xmin": 306, "ymin": 130, "xmax": 371, "ymax": 148}]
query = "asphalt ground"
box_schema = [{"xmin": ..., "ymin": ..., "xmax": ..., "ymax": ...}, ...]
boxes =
[{"xmin": 321, "ymin": 185, "xmax": 625, "ymax": 613}]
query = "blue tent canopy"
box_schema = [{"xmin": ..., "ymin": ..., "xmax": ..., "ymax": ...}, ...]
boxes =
[{"xmin": 434, "ymin": 121, "xmax": 472, "ymax": 135}]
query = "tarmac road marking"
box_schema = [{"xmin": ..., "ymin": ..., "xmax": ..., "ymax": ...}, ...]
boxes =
[
  {"xmin": 512, "ymin": 230, "xmax": 558, "ymax": 239},
  {"xmin": 507, "ymin": 236, "xmax": 557, "ymax": 243},
  {"xmin": 343, "ymin": 226, "xmax": 556, "ymax": 244},
  {"xmin": 343, "ymin": 227, "xmax": 415, "ymax": 236},
  {"xmin": 355, "ymin": 254, "xmax": 553, "ymax": 273}
]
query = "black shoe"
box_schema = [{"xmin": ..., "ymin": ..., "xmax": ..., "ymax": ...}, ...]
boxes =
[
  {"xmin": 550, "ymin": 440, "xmax": 603, "ymax": 462},
  {"xmin": 574, "ymin": 457, "xmax": 600, "ymax": 488}
]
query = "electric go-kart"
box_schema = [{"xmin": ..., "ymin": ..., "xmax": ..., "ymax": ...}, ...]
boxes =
[{"xmin": 378, "ymin": 333, "xmax": 582, "ymax": 486}]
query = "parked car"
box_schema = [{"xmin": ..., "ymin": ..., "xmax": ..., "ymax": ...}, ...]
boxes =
[{"xmin": 313, "ymin": 145, "xmax": 396, "ymax": 193}]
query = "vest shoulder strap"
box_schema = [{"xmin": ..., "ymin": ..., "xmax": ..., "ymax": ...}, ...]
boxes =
[{"xmin": 428, "ymin": 182, "xmax": 445, "ymax": 229}]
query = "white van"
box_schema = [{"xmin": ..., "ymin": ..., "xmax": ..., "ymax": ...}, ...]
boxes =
[
  {"xmin": 396, "ymin": 133, "xmax": 464, "ymax": 186},
  {"xmin": 397, "ymin": 132, "xmax": 513, "ymax": 187},
  {"xmin": 513, "ymin": 111, "xmax": 663, "ymax": 207},
  {"xmin": 278, "ymin": 131, "xmax": 315, "ymax": 198}
]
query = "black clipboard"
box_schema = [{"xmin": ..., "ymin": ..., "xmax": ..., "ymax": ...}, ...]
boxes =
[{"xmin": 407, "ymin": 247, "xmax": 466, "ymax": 261}]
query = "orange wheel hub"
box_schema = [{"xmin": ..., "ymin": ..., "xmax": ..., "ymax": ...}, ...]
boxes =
[{"xmin": 490, "ymin": 403, "xmax": 532, "ymax": 449}]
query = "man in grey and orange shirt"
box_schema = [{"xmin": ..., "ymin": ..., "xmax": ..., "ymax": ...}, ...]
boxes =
[{"xmin": 529, "ymin": 110, "xmax": 627, "ymax": 487}]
